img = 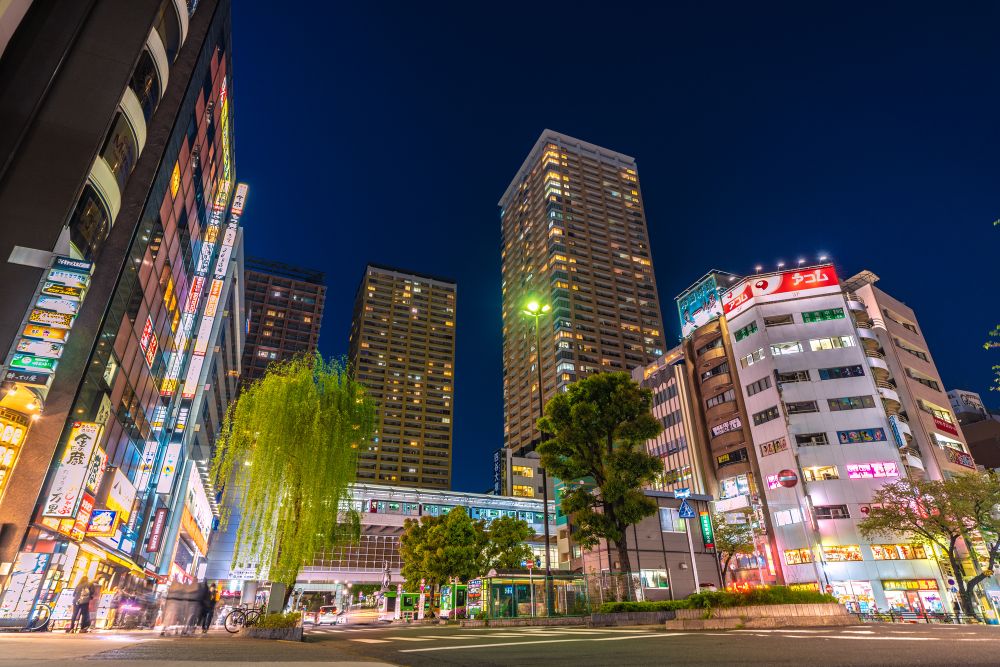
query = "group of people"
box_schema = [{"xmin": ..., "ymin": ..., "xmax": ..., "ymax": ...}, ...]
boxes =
[
  {"xmin": 159, "ymin": 580, "xmax": 218, "ymax": 635},
  {"xmin": 67, "ymin": 576, "xmax": 98, "ymax": 633}
]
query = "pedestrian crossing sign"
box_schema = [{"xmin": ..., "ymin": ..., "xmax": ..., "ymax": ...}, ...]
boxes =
[{"xmin": 678, "ymin": 498, "xmax": 696, "ymax": 519}]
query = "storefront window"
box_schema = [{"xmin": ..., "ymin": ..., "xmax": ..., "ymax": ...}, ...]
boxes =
[
  {"xmin": 784, "ymin": 548, "xmax": 813, "ymax": 565},
  {"xmin": 870, "ymin": 544, "xmax": 928, "ymax": 560},
  {"xmin": 822, "ymin": 545, "xmax": 863, "ymax": 562},
  {"xmin": 803, "ymin": 465, "xmax": 839, "ymax": 481},
  {"xmin": 100, "ymin": 112, "xmax": 139, "ymax": 192},
  {"xmin": 69, "ymin": 184, "xmax": 111, "ymax": 260},
  {"xmin": 832, "ymin": 580, "xmax": 874, "ymax": 613}
]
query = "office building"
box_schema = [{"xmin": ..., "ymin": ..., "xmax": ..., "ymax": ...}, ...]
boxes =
[
  {"xmin": 240, "ymin": 258, "xmax": 325, "ymax": 388},
  {"xmin": 348, "ymin": 264, "xmax": 456, "ymax": 489},
  {"xmin": 947, "ymin": 389, "xmax": 1000, "ymax": 470},
  {"xmin": 846, "ymin": 272, "xmax": 977, "ymax": 479},
  {"xmin": 499, "ymin": 130, "xmax": 667, "ymax": 455},
  {"xmin": 0, "ymin": 0, "xmax": 242, "ymax": 626},
  {"xmin": 491, "ymin": 447, "xmax": 554, "ymax": 499}
]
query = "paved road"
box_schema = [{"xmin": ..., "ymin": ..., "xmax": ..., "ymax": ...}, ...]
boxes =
[{"xmin": 2, "ymin": 622, "xmax": 999, "ymax": 666}]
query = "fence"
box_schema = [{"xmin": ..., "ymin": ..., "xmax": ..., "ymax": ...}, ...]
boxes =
[{"xmin": 476, "ymin": 572, "xmax": 643, "ymax": 619}]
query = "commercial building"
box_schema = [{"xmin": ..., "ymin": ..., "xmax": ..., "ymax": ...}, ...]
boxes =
[
  {"xmin": 240, "ymin": 258, "xmax": 325, "ymax": 388},
  {"xmin": 948, "ymin": 389, "xmax": 992, "ymax": 425},
  {"xmin": 491, "ymin": 447, "xmax": 554, "ymax": 499},
  {"xmin": 947, "ymin": 389, "xmax": 1000, "ymax": 470},
  {"xmin": 0, "ymin": 0, "xmax": 243, "ymax": 626},
  {"xmin": 646, "ymin": 264, "xmax": 948, "ymax": 612},
  {"xmin": 348, "ymin": 264, "xmax": 456, "ymax": 489},
  {"xmin": 846, "ymin": 272, "xmax": 977, "ymax": 480},
  {"xmin": 499, "ymin": 130, "xmax": 667, "ymax": 456}
]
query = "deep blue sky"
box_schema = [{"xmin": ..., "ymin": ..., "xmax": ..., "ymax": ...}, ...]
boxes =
[{"xmin": 232, "ymin": 2, "xmax": 999, "ymax": 492}]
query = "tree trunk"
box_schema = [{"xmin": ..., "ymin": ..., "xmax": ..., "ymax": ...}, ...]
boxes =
[
  {"xmin": 612, "ymin": 539, "xmax": 638, "ymax": 601},
  {"xmin": 721, "ymin": 554, "xmax": 734, "ymax": 586}
]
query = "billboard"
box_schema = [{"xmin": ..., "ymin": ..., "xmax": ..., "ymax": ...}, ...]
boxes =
[
  {"xmin": 722, "ymin": 265, "xmax": 840, "ymax": 319},
  {"xmin": 676, "ymin": 275, "xmax": 722, "ymax": 338},
  {"xmin": 42, "ymin": 422, "xmax": 101, "ymax": 518},
  {"xmin": 156, "ymin": 443, "xmax": 182, "ymax": 494}
]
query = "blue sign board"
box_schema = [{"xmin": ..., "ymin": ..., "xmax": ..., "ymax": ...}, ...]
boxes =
[
  {"xmin": 678, "ymin": 498, "xmax": 697, "ymax": 519},
  {"xmin": 675, "ymin": 487, "xmax": 691, "ymax": 499}
]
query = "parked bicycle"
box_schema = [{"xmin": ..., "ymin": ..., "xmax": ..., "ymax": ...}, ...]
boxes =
[
  {"xmin": 223, "ymin": 604, "xmax": 265, "ymax": 633},
  {"xmin": 24, "ymin": 603, "xmax": 52, "ymax": 632}
]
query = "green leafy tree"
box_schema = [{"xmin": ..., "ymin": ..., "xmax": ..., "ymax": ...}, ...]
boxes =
[
  {"xmin": 712, "ymin": 510, "xmax": 756, "ymax": 586},
  {"xmin": 484, "ymin": 515, "xmax": 536, "ymax": 570},
  {"xmin": 211, "ymin": 355, "xmax": 374, "ymax": 603},
  {"xmin": 537, "ymin": 372, "xmax": 663, "ymax": 579},
  {"xmin": 858, "ymin": 474, "xmax": 1000, "ymax": 617}
]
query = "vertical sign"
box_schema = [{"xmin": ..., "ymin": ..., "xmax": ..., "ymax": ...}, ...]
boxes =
[
  {"xmin": 42, "ymin": 422, "xmax": 101, "ymax": 518},
  {"xmin": 146, "ymin": 507, "xmax": 168, "ymax": 552},
  {"xmin": 699, "ymin": 511, "xmax": 715, "ymax": 550},
  {"xmin": 156, "ymin": 442, "xmax": 181, "ymax": 494}
]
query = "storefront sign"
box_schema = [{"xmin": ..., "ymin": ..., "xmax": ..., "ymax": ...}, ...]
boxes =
[
  {"xmin": 22, "ymin": 324, "xmax": 68, "ymax": 342},
  {"xmin": 108, "ymin": 468, "xmax": 137, "ymax": 520},
  {"xmin": 759, "ymin": 436, "xmax": 788, "ymax": 458},
  {"xmin": 231, "ymin": 183, "xmax": 249, "ymax": 215},
  {"xmin": 135, "ymin": 440, "xmax": 159, "ymax": 492},
  {"xmin": 837, "ymin": 428, "xmax": 886, "ymax": 444},
  {"xmin": 42, "ymin": 422, "xmax": 101, "ymax": 518},
  {"xmin": 87, "ymin": 509, "xmax": 118, "ymax": 538},
  {"xmin": 16, "ymin": 338, "xmax": 63, "ymax": 359},
  {"xmin": 3, "ymin": 369, "xmax": 50, "ymax": 387},
  {"xmin": 35, "ymin": 295, "xmax": 79, "ymax": 315},
  {"xmin": 47, "ymin": 270, "xmax": 90, "ymax": 290},
  {"xmin": 28, "ymin": 308, "xmax": 72, "ymax": 327},
  {"xmin": 204, "ymin": 279, "xmax": 224, "ymax": 316},
  {"xmin": 882, "ymin": 579, "xmax": 938, "ymax": 591},
  {"xmin": 944, "ymin": 447, "xmax": 976, "ymax": 469},
  {"xmin": 84, "ymin": 447, "xmax": 106, "ymax": 493},
  {"xmin": 887, "ymin": 415, "xmax": 906, "ymax": 449},
  {"xmin": 699, "ymin": 511, "xmax": 715, "ymax": 550},
  {"xmin": 10, "ymin": 353, "xmax": 57, "ymax": 372},
  {"xmin": 933, "ymin": 416, "xmax": 959, "ymax": 437},
  {"xmin": 156, "ymin": 443, "xmax": 181, "ymax": 494},
  {"xmin": 0, "ymin": 552, "xmax": 51, "ymax": 620},
  {"xmin": 41, "ymin": 282, "xmax": 85, "ymax": 300},
  {"xmin": 139, "ymin": 316, "xmax": 158, "ymax": 368},
  {"xmin": 716, "ymin": 448, "xmax": 748, "ymax": 468},
  {"xmin": 711, "ymin": 417, "xmax": 742, "ymax": 438},
  {"xmin": 52, "ymin": 256, "xmax": 93, "ymax": 275},
  {"xmin": 676, "ymin": 274, "xmax": 722, "ymax": 338},
  {"xmin": 722, "ymin": 265, "xmax": 839, "ymax": 318},
  {"xmin": 846, "ymin": 462, "xmax": 899, "ymax": 479},
  {"xmin": 146, "ymin": 508, "xmax": 168, "ymax": 552},
  {"xmin": 71, "ymin": 493, "xmax": 95, "ymax": 540}
]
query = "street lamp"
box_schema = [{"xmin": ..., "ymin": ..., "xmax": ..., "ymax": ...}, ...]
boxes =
[{"xmin": 523, "ymin": 298, "xmax": 554, "ymax": 612}]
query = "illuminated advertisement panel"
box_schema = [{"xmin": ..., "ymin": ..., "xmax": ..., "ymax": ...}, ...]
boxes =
[
  {"xmin": 204, "ymin": 279, "xmax": 223, "ymax": 316},
  {"xmin": 676, "ymin": 274, "xmax": 722, "ymax": 338},
  {"xmin": 135, "ymin": 440, "xmax": 159, "ymax": 492},
  {"xmin": 846, "ymin": 462, "xmax": 899, "ymax": 479},
  {"xmin": 722, "ymin": 265, "xmax": 840, "ymax": 319},
  {"xmin": 42, "ymin": 422, "xmax": 101, "ymax": 517},
  {"xmin": 139, "ymin": 316, "xmax": 158, "ymax": 368},
  {"xmin": 156, "ymin": 443, "xmax": 181, "ymax": 494}
]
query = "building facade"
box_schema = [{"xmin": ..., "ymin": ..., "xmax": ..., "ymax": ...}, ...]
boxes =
[
  {"xmin": 240, "ymin": 258, "xmax": 325, "ymax": 389},
  {"xmin": 491, "ymin": 447, "xmax": 555, "ymax": 500},
  {"xmin": 0, "ymin": 0, "xmax": 244, "ymax": 626},
  {"xmin": 348, "ymin": 264, "xmax": 456, "ymax": 489},
  {"xmin": 499, "ymin": 130, "xmax": 666, "ymax": 455}
]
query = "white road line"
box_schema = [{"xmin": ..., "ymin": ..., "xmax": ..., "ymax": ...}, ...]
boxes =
[
  {"xmin": 841, "ymin": 630, "xmax": 875, "ymax": 634},
  {"xmin": 399, "ymin": 633, "xmax": 680, "ymax": 653},
  {"xmin": 822, "ymin": 636, "xmax": 936, "ymax": 641},
  {"xmin": 390, "ymin": 637, "xmax": 435, "ymax": 642},
  {"xmin": 350, "ymin": 638, "xmax": 390, "ymax": 644}
]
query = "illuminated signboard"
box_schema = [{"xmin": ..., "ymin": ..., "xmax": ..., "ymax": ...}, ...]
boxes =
[
  {"xmin": 28, "ymin": 309, "xmax": 72, "ymax": 328},
  {"xmin": 677, "ymin": 274, "xmax": 722, "ymax": 338},
  {"xmin": 722, "ymin": 265, "xmax": 840, "ymax": 319},
  {"xmin": 10, "ymin": 353, "xmax": 57, "ymax": 372},
  {"xmin": 846, "ymin": 462, "xmax": 899, "ymax": 479},
  {"xmin": 837, "ymin": 428, "xmax": 886, "ymax": 444},
  {"xmin": 184, "ymin": 277, "xmax": 205, "ymax": 314},
  {"xmin": 759, "ymin": 437, "xmax": 788, "ymax": 458},
  {"xmin": 944, "ymin": 447, "xmax": 976, "ymax": 469},
  {"xmin": 42, "ymin": 422, "xmax": 101, "ymax": 518},
  {"xmin": 193, "ymin": 315, "xmax": 214, "ymax": 356},
  {"xmin": 711, "ymin": 417, "xmax": 742, "ymax": 438},
  {"xmin": 87, "ymin": 509, "xmax": 118, "ymax": 538},
  {"xmin": 139, "ymin": 316, "xmax": 158, "ymax": 368},
  {"xmin": 3, "ymin": 369, "xmax": 50, "ymax": 387},
  {"xmin": 156, "ymin": 442, "xmax": 181, "ymax": 494},
  {"xmin": 765, "ymin": 474, "xmax": 782, "ymax": 490},
  {"xmin": 35, "ymin": 296, "xmax": 79, "ymax": 315},
  {"xmin": 15, "ymin": 339, "xmax": 63, "ymax": 359},
  {"xmin": 84, "ymin": 447, "xmax": 106, "ymax": 494},
  {"xmin": 22, "ymin": 324, "xmax": 68, "ymax": 342},
  {"xmin": 146, "ymin": 508, "xmax": 168, "ymax": 552},
  {"xmin": 71, "ymin": 493, "xmax": 95, "ymax": 540},
  {"xmin": 41, "ymin": 282, "xmax": 85, "ymax": 301},
  {"xmin": 107, "ymin": 468, "xmax": 137, "ymax": 520},
  {"xmin": 135, "ymin": 440, "xmax": 159, "ymax": 491},
  {"xmin": 231, "ymin": 182, "xmax": 248, "ymax": 215},
  {"xmin": 205, "ymin": 279, "xmax": 223, "ymax": 316},
  {"xmin": 182, "ymin": 354, "xmax": 205, "ymax": 398}
]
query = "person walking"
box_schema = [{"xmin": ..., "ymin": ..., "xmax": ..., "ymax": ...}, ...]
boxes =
[
  {"xmin": 197, "ymin": 582, "xmax": 216, "ymax": 633},
  {"xmin": 69, "ymin": 577, "xmax": 94, "ymax": 633}
]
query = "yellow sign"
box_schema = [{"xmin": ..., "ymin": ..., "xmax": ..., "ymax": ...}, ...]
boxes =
[
  {"xmin": 29, "ymin": 309, "xmax": 73, "ymax": 327},
  {"xmin": 22, "ymin": 324, "xmax": 68, "ymax": 342}
]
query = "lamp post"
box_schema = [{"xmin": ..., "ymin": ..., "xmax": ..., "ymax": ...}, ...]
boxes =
[{"xmin": 523, "ymin": 299, "xmax": 554, "ymax": 614}]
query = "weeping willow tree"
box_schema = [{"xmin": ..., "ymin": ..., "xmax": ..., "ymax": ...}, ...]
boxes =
[{"xmin": 211, "ymin": 354, "xmax": 374, "ymax": 598}]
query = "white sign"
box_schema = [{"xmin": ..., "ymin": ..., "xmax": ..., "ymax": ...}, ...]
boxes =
[
  {"xmin": 42, "ymin": 422, "xmax": 101, "ymax": 517},
  {"xmin": 135, "ymin": 440, "xmax": 159, "ymax": 492},
  {"xmin": 108, "ymin": 468, "xmax": 137, "ymax": 520},
  {"xmin": 156, "ymin": 443, "xmax": 182, "ymax": 494},
  {"xmin": 675, "ymin": 487, "xmax": 691, "ymax": 499},
  {"xmin": 714, "ymin": 494, "xmax": 750, "ymax": 513}
]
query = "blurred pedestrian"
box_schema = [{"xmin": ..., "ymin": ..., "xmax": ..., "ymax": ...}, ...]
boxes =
[
  {"xmin": 69, "ymin": 577, "xmax": 94, "ymax": 633},
  {"xmin": 197, "ymin": 581, "xmax": 216, "ymax": 633}
]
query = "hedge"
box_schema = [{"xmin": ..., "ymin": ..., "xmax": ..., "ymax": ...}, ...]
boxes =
[
  {"xmin": 255, "ymin": 612, "xmax": 301, "ymax": 629},
  {"xmin": 597, "ymin": 587, "xmax": 836, "ymax": 614}
]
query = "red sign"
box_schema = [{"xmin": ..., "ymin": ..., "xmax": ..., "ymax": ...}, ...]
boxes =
[
  {"xmin": 944, "ymin": 447, "xmax": 976, "ymax": 469},
  {"xmin": 147, "ymin": 507, "xmax": 168, "ymax": 552},
  {"xmin": 777, "ymin": 469, "xmax": 798, "ymax": 488},
  {"xmin": 140, "ymin": 317, "xmax": 158, "ymax": 368},
  {"xmin": 723, "ymin": 265, "xmax": 840, "ymax": 316},
  {"xmin": 526, "ymin": 560, "xmax": 534, "ymax": 570},
  {"xmin": 933, "ymin": 416, "xmax": 959, "ymax": 437},
  {"xmin": 71, "ymin": 493, "xmax": 95, "ymax": 541},
  {"xmin": 825, "ymin": 584, "xmax": 834, "ymax": 594}
]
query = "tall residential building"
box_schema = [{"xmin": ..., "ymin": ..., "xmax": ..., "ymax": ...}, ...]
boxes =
[
  {"xmin": 846, "ymin": 272, "xmax": 977, "ymax": 480},
  {"xmin": 348, "ymin": 264, "xmax": 456, "ymax": 489},
  {"xmin": 499, "ymin": 130, "xmax": 666, "ymax": 454},
  {"xmin": 0, "ymin": 0, "xmax": 243, "ymax": 625},
  {"xmin": 240, "ymin": 258, "xmax": 325, "ymax": 388}
]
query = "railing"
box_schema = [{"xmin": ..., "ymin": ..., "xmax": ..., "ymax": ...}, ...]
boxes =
[
  {"xmin": 856, "ymin": 611, "xmax": 979, "ymax": 625},
  {"xmin": 864, "ymin": 349, "xmax": 885, "ymax": 360}
]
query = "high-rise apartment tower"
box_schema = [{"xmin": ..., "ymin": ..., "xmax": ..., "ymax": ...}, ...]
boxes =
[
  {"xmin": 348, "ymin": 264, "xmax": 456, "ymax": 489},
  {"xmin": 500, "ymin": 130, "xmax": 666, "ymax": 453}
]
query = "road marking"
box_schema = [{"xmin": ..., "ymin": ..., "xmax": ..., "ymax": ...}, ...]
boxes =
[
  {"xmin": 399, "ymin": 633, "xmax": 682, "ymax": 653},
  {"xmin": 823, "ymin": 635, "xmax": 936, "ymax": 641},
  {"xmin": 391, "ymin": 637, "xmax": 435, "ymax": 642},
  {"xmin": 841, "ymin": 630, "xmax": 875, "ymax": 634},
  {"xmin": 350, "ymin": 638, "xmax": 390, "ymax": 643}
]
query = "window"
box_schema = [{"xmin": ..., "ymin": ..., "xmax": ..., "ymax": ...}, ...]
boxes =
[
  {"xmin": 814, "ymin": 505, "xmax": 850, "ymax": 519},
  {"xmin": 764, "ymin": 314, "xmax": 794, "ymax": 327},
  {"xmin": 734, "ymin": 321, "xmax": 758, "ymax": 341},
  {"xmin": 837, "ymin": 428, "xmax": 886, "ymax": 444},
  {"xmin": 795, "ymin": 432, "xmax": 829, "ymax": 447},
  {"xmin": 770, "ymin": 341, "xmax": 803, "ymax": 356},
  {"xmin": 786, "ymin": 400, "xmax": 819, "ymax": 414},
  {"xmin": 69, "ymin": 184, "xmax": 112, "ymax": 260},
  {"xmin": 822, "ymin": 545, "xmax": 863, "ymax": 562},
  {"xmin": 773, "ymin": 508, "xmax": 802, "ymax": 526},
  {"xmin": 706, "ymin": 389, "xmax": 735, "ymax": 409},
  {"xmin": 828, "ymin": 395, "xmax": 876, "ymax": 411},
  {"xmin": 871, "ymin": 544, "xmax": 928, "ymax": 561},
  {"xmin": 919, "ymin": 400, "xmax": 954, "ymax": 423},
  {"xmin": 819, "ymin": 365, "xmax": 865, "ymax": 380},
  {"xmin": 776, "ymin": 370, "xmax": 811, "ymax": 384},
  {"xmin": 801, "ymin": 308, "xmax": 845, "ymax": 323},
  {"xmin": 894, "ymin": 337, "xmax": 929, "ymax": 361},
  {"xmin": 716, "ymin": 448, "xmax": 749, "ymax": 468},
  {"xmin": 659, "ymin": 507, "xmax": 684, "ymax": 532},
  {"xmin": 784, "ymin": 548, "xmax": 813, "ymax": 564},
  {"xmin": 752, "ymin": 406, "xmax": 780, "ymax": 425},
  {"xmin": 660, "ymin": 410, "xmax": 682, "ymax": 429},
  {"xmin": 512, "ymin": 485, "xmax": 534, "ymax": 497},
  {"xmin": 906, "ymin": 368, "xmax": 941, "ymax": 392},
  {"xmin": 100, "ymin": 112, "xmax": 139, "ymax": 191},
  {"xmin": 701, "ymin": 361, "xmax": 729, "ymax": 381},
  {"xmin": 746, "ymin": 376, "xmax": 771, "ymax": 396},
  {"xmin": 511, "ymin": 465, "xmax": 534, "ymax": 478},
  {"xmin": 803, "ymin": 465, "xmax": 839, "ymax": 481},
  {"xmin": 303, "ymin": 316, "xmax": 312, "ymax": 324},
  {"xmin": 809, "ymin": 336, "xmax": 856, "ymax": 351},
  {"xmin": 154, "ymin": 1, "xmax": 182, "ymax": 62},
  {"xmin": 128, "ymin": 49, "xmax": 161, "ymax": 122},
  {"xmin": 740, "ymin": 348, "xmax": 765, "ymax": 368},
  {"xmin": 640, "ymin": 570, "xmax": 670, "ymax": 589},
  {"xmin": 696, "ymin": 338, "xmax": 723, "ymax": 355}
]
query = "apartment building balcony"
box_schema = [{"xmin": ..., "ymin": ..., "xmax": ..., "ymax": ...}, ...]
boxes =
[
  {"xmin": 865, "ymin": 349, "xmax": 891, "ymax": 380},
  {"xmin": 845, "ymin": 292, "xmax": 867, "ymax": 312},
  {"xmin": 877, "ymin": 380, "xmax": 902, "ymax": 410}
]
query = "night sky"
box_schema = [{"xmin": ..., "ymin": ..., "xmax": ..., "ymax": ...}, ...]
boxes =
[{"xmin": 231, "ymin": 2, "xmax": 1000, "ymax": 492}]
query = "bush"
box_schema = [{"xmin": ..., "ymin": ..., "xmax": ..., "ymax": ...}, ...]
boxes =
[
  {"xmin": 255, "ymin": 611, "xmax": 301, "ymax": 629},
  {"xmin": 597, "ymin": 587, "xmax": 836, "ymax": 614}
]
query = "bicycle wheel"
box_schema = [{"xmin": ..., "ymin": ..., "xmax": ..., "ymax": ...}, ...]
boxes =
[
  {"xmin": 244, "ymin": 610, "xmax": 261, "ymax": 627},
  {"xmin": 25, "ymin": 604, "xmax": 51, "ymax": 632},
  {"xmin": 224, "ymin": 609, "xmax": 246, "ymax": 633}
]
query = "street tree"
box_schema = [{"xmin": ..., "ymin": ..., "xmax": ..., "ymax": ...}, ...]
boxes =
[
  {"xmin": 484, "ymin": 515, "xmax": 536, "ymax": 570},
  {"xmin": 712, "ymin": 510, "xmax": 756, "ymax": 586},
  {"xmin": 537, "ymin": 372, "xmax": 662, "ymax": 582},
  {"xmin": 858, "ymin": 474, "xmax": 1000, "ymax": 617},
  {"xmin": 212, "ymin": 355, "xmax": 374, "ymax": 604}
]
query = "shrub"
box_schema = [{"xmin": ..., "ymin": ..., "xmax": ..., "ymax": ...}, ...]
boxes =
[
  {"xmin": 597, "ymin": 587, "xmax": 836, "ymax": 614},
  {"xmin": 597, "ymin": 600, "xmax": 690, "ymax": 614},
  {"xmin": 255, "ymin": 611, "xmax": 301, "ymax": 629}
]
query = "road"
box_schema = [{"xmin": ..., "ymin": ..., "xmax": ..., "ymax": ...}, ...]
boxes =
[{"xmin": 1, "ymin": 621, "xmax": 999, "ymax": 666}]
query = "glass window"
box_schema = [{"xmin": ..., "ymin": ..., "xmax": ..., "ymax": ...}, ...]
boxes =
[
  {"xmin": 770, "ymin": 341, "xmax": 803, "ymax": 356},
  {"xmin": 154, "ymin": 1, "xmax": 182, "ymax": 63},
  {"xmin": 701, "ymin": 361, "xmax": 729, "ymax": 381},
  {"xmin": 100, "ymin": 112, "xmax": 139, "ymax": 191},
  {"xmin": 511, "ymin": 465, "xmax": 533, "ymax": 478},
  {"xmin": 716, "ymin": 448, "xmax": 749, "ymax": 468},
  {"xmin": 512, "ymin": 485, "xmax": 534, "ymax": 497},
  {"xmin": 764, "ymin": 314, "xmax": 794, "ymax": 327},
  {"xmin": 706, "ymin": 389, "xmax": 735, "ymax": 409},
  {"xmin": 128, "ymin": 49, "xmax": 161, "ymax": 122},
  {"xmin": 784, "ymin": 548, "xmax": 813, "ymax": 564},
  {"xmin": 746, "ymin": 376, "xmax": 771, "ymax": 396},
  {"xmin": 776, "ymin": 369, "xmax": 811, "ymax": 384},
  {"xmin": 69, "ymin": 183, "xmax": 112, "ymax": 260},
  {"xmin": 871, "ymin": 544, "xmax": 928, "ymax": 560},
  {"xmin": 819, "ymin": 365, "xmax": 865, "ymax": 380},
  {"xmin": 828, "ymin": 395, "xmax": 876, "ymax": 411},
  {"xmin": 822, "ymin": 545, "xmax": 863, "ymax": 562},
  {"xmin": 640, "ymin": 570, "xmax": 670, "ymax": 589},
  {"xmin": 795, "ymin": 432, "xmax": 829, "ymax": 447},
  {"xmin": 809, "ymin": 336, "xmax": 856, "ymax": 351},
  {"xmin": 659, "ymin": 507, "xmax": 684, "ymax": 532},
  {"xmin": 814, "ymin": 505, "xmax": 850, "ymax": 519},
  {"xmin": 786, "ymin": 400, "xmax": 819, "ymax": 414},
  {"xmin": 752, "ymin": 406, "xmax": 780, "ymax": 425},
  {"xmin": 773, "ymin": 508, "xmax": 802, "ymax": 526},
  {"xmin": 740, "ymin": 348, "xmax": 766, "ymax": 368},
  {"xmin": 803, "ymin": 465, "xmax": 839, "ymax": 481},
  {"xmin": 801, "ymin": 308, "xmax": 845, "ymax": 323}
]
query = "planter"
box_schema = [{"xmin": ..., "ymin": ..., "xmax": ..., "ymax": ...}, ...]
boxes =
[
  {"xmin": 665, "ymin": 603, "xmax": 853, "ymax": 630},
  {"xmin": 240, "ymin": 626, "xmax": 303, "ymax": 641},
  {"xmin": 460, "ymin": 616, "xmax": 587, "ymax": 628},
  {"xmin": 590, "ymin": 611, "xmax": 676, "ymax": 626}
]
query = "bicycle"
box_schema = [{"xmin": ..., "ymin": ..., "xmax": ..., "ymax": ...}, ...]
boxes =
[
  {"xmin": 24, "ymin": 603, "xmax": 52, "ymax": 632},
  {"xmin": 223, "ymin": 604, "xmax": 264, "ymax": 633}
]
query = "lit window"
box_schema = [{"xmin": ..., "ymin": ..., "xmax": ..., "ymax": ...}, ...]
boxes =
[
  {"xmin": 822, "ymin": 545, "xmax": 863, "ymax": 562},
  {"xmin": 512, "ymin": 485, "xmax": 534, "ymax": 497},
  {"xmin": 803, "ymin": 465, "xmax": 839, "ymax": 481},
  {"xmin": 809, "ymin": 336, "xmax": 855, "ymax": 351},
  {"xmin": 512, "ymin": 465, "xmax": 534, "ymax": 478},
  {"xmin": 784, "ymin": 548, "xmax": 813, "ymax": 565}
]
